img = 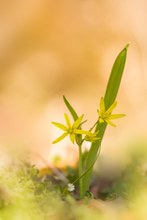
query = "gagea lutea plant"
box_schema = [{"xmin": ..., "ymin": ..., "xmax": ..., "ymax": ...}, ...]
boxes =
[{"xmin": 52, "ymin": 44, "xmax": 129, "ymax": 199}]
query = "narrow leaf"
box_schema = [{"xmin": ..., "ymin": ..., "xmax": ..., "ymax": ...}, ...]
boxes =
[
  {"xmin": 72, "ymin": 156, "xmax": 98, "ymax": 185},
  {"xmin": 82, "ymin": 44, "xmax": 129, "ymax": 194},
  {"xmin": 104, "ymin": 43, "xmax": 130, "ymax": 109},
  {"xmin": 63, "ymin": 96, "xmax": 78, "ymax": 121}
]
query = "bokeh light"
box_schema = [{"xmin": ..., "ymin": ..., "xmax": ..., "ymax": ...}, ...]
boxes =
[{"xmin": 0, "ymin": 0, "xmax": 147, "ymax": 168}]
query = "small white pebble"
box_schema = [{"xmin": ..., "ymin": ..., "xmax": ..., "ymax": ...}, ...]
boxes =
[{"xmin": 67, "ymin": 183, "xmax": 75, "ymax": 192}]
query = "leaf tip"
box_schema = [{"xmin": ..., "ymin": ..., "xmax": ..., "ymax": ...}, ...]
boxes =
[{"xmin": 125, "ymin": 42, "xmax": 131, "ymax": 50}]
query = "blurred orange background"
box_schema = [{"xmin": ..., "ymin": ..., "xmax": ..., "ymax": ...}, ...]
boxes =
[{"xmin": 0, "ymin": 0, "xmax": 147, "ymax": 168}]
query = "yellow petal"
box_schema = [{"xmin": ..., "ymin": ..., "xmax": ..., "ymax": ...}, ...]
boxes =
[
  {"xmin": 105, "ymin": 101, "xmax": 117, "ymax": 114},
  {"xmin": 105, "ymin": 119, "xmax": 116, "ymax": 127},
  {"xmin": 72, "ymin": 115, "xmax": 84, "ymax": 129},
  {"xmin": 70, "ymin": 134, "xmax": 75, "ymax": 144},
  {"xmin": 74, "ymin": 129, "xmax": 92, "ymax": 135},
  {"xmin": 52, "ymin": 132, "xmax": 68, "ymax": 144},
  {"xmin": 99, "ymin": 97, "xmax": 105, "ymax": 113},
  {"xmin": 109, "ymin": 114, "xmax": 126, "ymax": 119},
  {"xmin": 64, "ymin": 113, "xmax": 71, "ymax": 128},
  {"xmin": 52, "ymin": 122, "xmax": 68, "ymax": 131},
  {"xmin": 99, "ymin": 118, "xmax": 104, "ymax": 123}
]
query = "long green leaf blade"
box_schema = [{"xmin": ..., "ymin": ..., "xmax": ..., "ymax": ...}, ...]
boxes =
[
  {"xmin": 72, "ymin": 155, "xmax": 98, "ymax": 185},
  {"xmin": 104, "ymin": 43, "xmax": 130, "ymax": 109},
  {"xmin": 82, "ymin": 44, "xmax": 129, "ymax": 196},
  {"xmin": 63, "ymin": 96, "xmax": 78, "ymax": 121}
]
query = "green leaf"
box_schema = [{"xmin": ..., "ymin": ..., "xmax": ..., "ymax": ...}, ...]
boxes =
[
  {"xmin": 82, "ymin": 44, "xmax": 129, "ymax": 196},
  {"xmin": 63, "ymin": 96, "xmax": 78, "ymax": 121},
  {"xmin": 72, "ymin": 155, "xmax": 98, "ymax": 185},
  {"xmin": 104, "ymin": 43, "xmax": 130, "ymax": 109}
]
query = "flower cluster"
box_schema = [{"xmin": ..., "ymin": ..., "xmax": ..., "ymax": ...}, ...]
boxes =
[
  {"xmin": 52, "ymin": 97, "xmax": 125, "ymax": 144},
  {"xmin": 52, "ymin": 113, "xmax": 98, "ymax": 144}
]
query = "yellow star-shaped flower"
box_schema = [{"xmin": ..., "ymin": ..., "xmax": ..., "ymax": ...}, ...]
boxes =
[
  {"xmin": 97, "ymin": 97, "xmax": 125, "ymax": 127},
  {"xmin": 52, "ymin": 114, "xmax": 93, "ymax": 144},
  {"xmin": 84, "ymin": 131, "xmax": 99, "ymax": 142}
]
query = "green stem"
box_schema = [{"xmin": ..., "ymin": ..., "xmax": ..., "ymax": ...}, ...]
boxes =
[
  {"xmin": 78, "ymin": 144, "xmax": 84, "ymax": 199},
  {"xmin": 82, "ymin": 122, "xmax": 107, "ymax": 194},
  {"xmin": 89, "ymin": 120, "xmax": 98, "ymax": 131}
]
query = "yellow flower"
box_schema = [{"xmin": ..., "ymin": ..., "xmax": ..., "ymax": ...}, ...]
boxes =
[
  {"xmin": 97, "ymin": 97, "xmax": 125, "ymax": 127},
  {"xmin": 52, "ymin": 114, "xmax": 92, "ymax": 144},
  {"xmin": 84, "ymin": 131, "xmax": 99, "ymax": 142}
]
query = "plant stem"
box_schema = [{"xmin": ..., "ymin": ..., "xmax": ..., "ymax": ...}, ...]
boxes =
[
  {"xmin": 82, "ymin": 122, "xmax": 106, "ymax": 194},
  {"xmin": 78, "ymin": 144, "xmax": 84, "ymax": 199},
  {"xmin": 89, "ymin": 120, "xmax": 98, "ymax": 131}
]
